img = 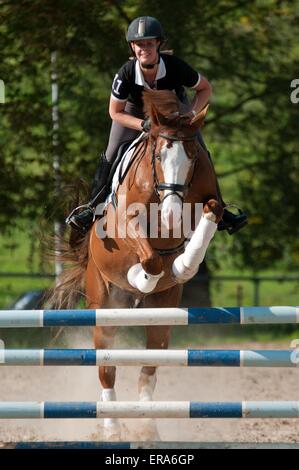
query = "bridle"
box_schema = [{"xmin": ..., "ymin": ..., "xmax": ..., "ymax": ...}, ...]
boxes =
[
  {"xmin": 150, "ymin": 130, "xmax": 199, "ymax": 256},
  {"xmin": 151, "ymin": 131, "xmax": 198, "ymax": 204}
]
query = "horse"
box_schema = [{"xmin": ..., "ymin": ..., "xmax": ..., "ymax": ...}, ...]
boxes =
[{"xmin": 50, "ymin": 89, "xmax": 223, "ymax": 440}]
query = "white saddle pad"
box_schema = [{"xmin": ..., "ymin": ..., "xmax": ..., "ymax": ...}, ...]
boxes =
[{"xmin": 104, "ymin": 133, "xmax": 145, "ymax": 208}]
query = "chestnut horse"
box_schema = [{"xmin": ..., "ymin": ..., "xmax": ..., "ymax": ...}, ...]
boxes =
[{"xmin": 52, "ymin": 89, "xmax": 223, "ymax": 440}]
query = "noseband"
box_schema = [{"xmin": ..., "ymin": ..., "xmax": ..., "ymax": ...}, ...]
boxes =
[{"xmin": 151, "ymin": 132, "xmax": 198, "ymax": 203}]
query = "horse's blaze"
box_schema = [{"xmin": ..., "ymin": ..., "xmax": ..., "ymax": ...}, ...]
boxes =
[
  {"xmin": 161, "ymin": 196, "xmax": 183, "ymax": 231},
  {"xmin": 159, "ymin": 140, "xmax": 191, "ymax": 231}
]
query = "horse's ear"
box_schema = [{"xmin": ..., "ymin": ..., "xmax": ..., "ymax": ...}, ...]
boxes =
[
  {"xmin": 150, "ymin": 105, "xmax": 161, "ymax": 127},
  {"xmin": 190, "ymin": 104, "xmax": 209, "ymax": 127}
]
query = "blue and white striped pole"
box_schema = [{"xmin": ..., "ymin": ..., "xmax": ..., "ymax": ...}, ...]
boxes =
[
  {"xmin": 0, "ymin": 401, "xmax": 298, "ymax": 419},
  {"xmin": 0, "ymin": 441, "xmax": 220, "ymax": 449},
  {"xmin": 6, "ymin": 441, "xmax": 299, "ymax": 449},
  {"xmin": 0, "ymin": 306, "xmax": 298, "ymax": 327},
  {"xmin": 0, "ymin": 349, "xmax": 298, "ymax": 367}
]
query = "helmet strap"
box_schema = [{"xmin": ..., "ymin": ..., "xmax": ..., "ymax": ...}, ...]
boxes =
[{"xmin": 140, "ymin": 53, "xmax": 160, "ymax": 70}]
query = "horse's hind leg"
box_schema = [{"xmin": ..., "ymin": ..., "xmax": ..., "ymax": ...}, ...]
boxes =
[
  {"xmin": 137, "ymin": 284, "xmax": 183, "ymax": 440},
  {"xmin": 94, "ymin": 326, "xmax": 121, "ymax": 441},
  {"xmin": 86, "ymin": 257, "xmax": 121, "ymax": 440}
]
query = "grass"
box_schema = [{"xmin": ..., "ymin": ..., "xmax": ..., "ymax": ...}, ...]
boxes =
[
  {"xmin": 0, "ymin": 224, "xmax": 54, "ymax": 307},
  {"xmin": 210, "ymin": 277, "xmax": 299, "ymax": 308}
]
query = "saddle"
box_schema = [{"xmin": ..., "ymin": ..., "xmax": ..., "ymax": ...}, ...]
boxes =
[
  {"xmin": 105, "ymin": 134, "xmax": 147, "ymax": 208},
  {"xmin": 109, "ymin": 140, "xmax": 133, "ymax": 187}
]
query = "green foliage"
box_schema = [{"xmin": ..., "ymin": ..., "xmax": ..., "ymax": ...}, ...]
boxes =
[{"xmin": 0, "ymin": 0, "xmax": 298, "ymax": 274}]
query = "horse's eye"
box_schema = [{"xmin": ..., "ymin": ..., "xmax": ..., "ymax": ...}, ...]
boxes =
[{"xmin": 156, "ymin": 154, "xmax": 161, "ymax": 161}]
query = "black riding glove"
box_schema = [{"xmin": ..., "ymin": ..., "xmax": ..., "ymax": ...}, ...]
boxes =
[{"xmin": 141, "ymin": 117, "xmax": 151, "ymax": 133}]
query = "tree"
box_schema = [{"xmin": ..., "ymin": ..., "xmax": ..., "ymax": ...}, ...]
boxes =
[{"xmin": 0, "ymin": 0, "xmax": 298, "ymax": 273}]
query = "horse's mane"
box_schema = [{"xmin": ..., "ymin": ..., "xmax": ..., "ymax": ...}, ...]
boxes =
[{"xmin": 143, "ymin": 89, "xmax": 179, "ymax": 118}]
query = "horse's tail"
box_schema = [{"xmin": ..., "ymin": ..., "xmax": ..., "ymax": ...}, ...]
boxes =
[
  {"xmin": 45, "ymin": 232, "xmax": 90, "ymax": 310},
  {"xmin": 46, "ymin": 235, "xmax": 90, "ymax": 309},
  {"xmin": 41, "ymin": 177, "xmax": 92, "ymax": 310}
]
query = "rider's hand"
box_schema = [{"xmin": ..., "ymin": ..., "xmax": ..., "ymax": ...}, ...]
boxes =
[{"xmin": 141, "ymin": 117, "xmax": 151, "ymax": 132}]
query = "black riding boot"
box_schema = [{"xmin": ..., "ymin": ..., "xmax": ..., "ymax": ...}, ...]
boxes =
[
  {"xmin": 218, "ymin": 207, "xmax": 248, "ymax": 234},
  {"xmin": 213, "ymin": 177, "xmax": 248, "ymax": 234},
  {"xmin": 66, "ymin": 153, "xmax": 112, "ymax": 235},
  {"xmin": 206, "ymin": 151, "xmax": 248, "ymax": 234}
]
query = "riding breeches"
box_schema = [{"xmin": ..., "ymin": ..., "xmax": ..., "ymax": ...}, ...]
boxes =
[{"xmin": 105, "ymin": 102, "xmax": 144, "ymax": 163}]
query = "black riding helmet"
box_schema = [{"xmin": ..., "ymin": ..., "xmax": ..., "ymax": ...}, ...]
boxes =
[
  {"xmin": 126, "ymin": 16, "xmax": 166, "ymax": 42},
  {"xmin": 127, "ymin": 17, "xmax": 166, "ymax": 69}
]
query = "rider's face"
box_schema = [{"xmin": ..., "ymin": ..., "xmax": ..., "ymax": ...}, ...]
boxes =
[{"xmin": 131, "ymin": 39, "xmax": 160, "ymax": 67}]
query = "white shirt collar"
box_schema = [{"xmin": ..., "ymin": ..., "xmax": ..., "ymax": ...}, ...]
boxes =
[{"xmin": 135, "ymin": 56, "xmax": 166, "ymax": 88}]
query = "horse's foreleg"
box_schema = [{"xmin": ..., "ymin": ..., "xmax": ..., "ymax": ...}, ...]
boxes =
[
  {"xmin": 126, "ymin": 221, "xmax": 164, "ymax": 293},
  {"xmin": 173, "ymin": 198, "xmax": 223, "ymax": 282}
]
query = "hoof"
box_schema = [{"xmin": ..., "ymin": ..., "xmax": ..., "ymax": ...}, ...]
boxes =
[{"xmin": 127, "ymin": 263, "xmax": 164, "ymax": 293}]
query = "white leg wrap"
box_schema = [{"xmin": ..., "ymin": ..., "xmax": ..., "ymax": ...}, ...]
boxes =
[
  {"xmin": 127, "ymin": 263, "xmax": 164, "ymax": 293},
  {"xmin": 172, "ymin": 214, "xmax": 217, "ymax": 282},
  {"xmin": 139, "ymin": 371, "xmax": 157, "ymax": 401},
  {"xmin": 101, "ymin": 388, "xmax": 117, "ymax": 402},
  {"xmin": 101, "ymin": 388, "xmax": 121, "ymax": 438}
]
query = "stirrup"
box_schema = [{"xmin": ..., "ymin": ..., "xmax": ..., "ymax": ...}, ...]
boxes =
[
  {"xmin": 65, "ymin": 203, "xmax": 95, "ymax": 225},
  {"xmin": 224, "ymin": 203, "xmax": 244, "ymax": 213},
  {"xmin": 223, "ymin": 203, "xmax": 248, "ymax": 220},
  {"xmin": 218, "ymin": 203, "xmax": 248, "ymax": 235}
]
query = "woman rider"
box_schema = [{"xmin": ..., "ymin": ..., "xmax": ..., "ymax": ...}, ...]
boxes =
[{"xmin": 67, "ymin": 16, "xmax": 247, "ymax": 235}]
